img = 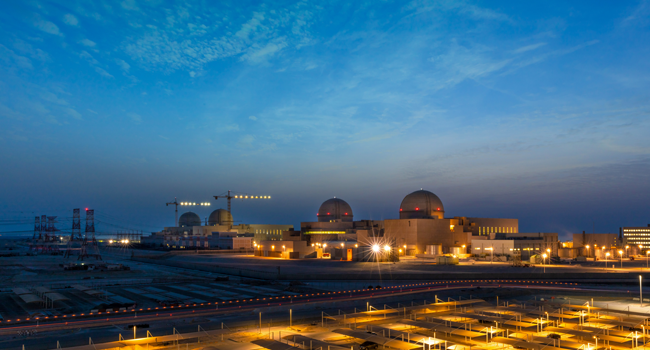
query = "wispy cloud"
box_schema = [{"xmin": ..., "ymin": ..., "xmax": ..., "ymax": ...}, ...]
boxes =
[
  {"xmin": 622, "ymin": 0, "xmax": 650, "ymax": 26},
  {"xmin": 512, "ymin": 42, "xmax": 547, "ymax": 54},
  {"xmin": 121, "ymin": 2, "xmax": 318, "ymax": 72},
  {"xmin": 79, "ymin": 39, "xmax": 96, "ymax": 47},
  {"xmin": 127, "ymin": 112, "xmax": 142, "ymax": 123},
  {"xmin": 63, "ymin": 14, "xmax": 79, "ymax": 26},
  {"xmin": 32, "ymin": 17, "xmax": 63, "ymax": 36},
  {"xmin": 115, "ymin": 58, "xmax": 130, "ymax": 72}
]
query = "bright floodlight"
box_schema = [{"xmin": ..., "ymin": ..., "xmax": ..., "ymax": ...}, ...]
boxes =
[
  {"xmin": 372, "ymin": 245, "xmax": 380, "ymax": 253},
  {"xmin": 384, "ymin": 245, "xmax": 391, "ymax": 252},
  {"xmin": 125, "ymin": 239, "xmax": 129, "ymax": 244},
  {"xmin": 542, "ymin": 253, "xmax": 547, "ymax": 258}
]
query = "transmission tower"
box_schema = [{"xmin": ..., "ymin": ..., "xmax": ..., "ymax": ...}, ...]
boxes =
[
  {"xmin": 79, "ymin": 209, "xmax": 102, "ymax": 260},
  {"xmin": 33, "ymin": 216, "xmax": 40, "ymax": 240},
  {"xmin": 65, "ymin": 209, "xmax": 82, "ymax": 258},
  {"xmin": 72, "ymin": 209, "xmax": 81, "ymax": 240},
  {"xmin": 40, "ymin": 215, "xmax": 46, "ymax": 239}
]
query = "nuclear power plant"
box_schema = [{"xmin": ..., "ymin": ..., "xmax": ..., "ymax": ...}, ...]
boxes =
[{"xmin": 144, "ymin": 189, "xmax": 561, "ymax": 262}]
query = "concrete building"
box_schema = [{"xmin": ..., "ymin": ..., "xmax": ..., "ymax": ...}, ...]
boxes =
[
  {"xmin": 471, "ymin": 239, "xmax": 515, "ymax": 256},
  {"xmin": 253, "ymin": 240, "xmax": 315, "ymax": 259},
  {"xmin": 296, "ymin": 190, "xmax": 519, "ymax": 257},
  {"xmin": 300, "ymin": 198, "xmax": 384, "ymax": 245},
  {"xmin": 573, "ymin": 232, "xmax": 620, "ymax": 249},
  {"xmin": 621, "ymin": 225, "xmax": 650, "ymax": 247},
  {"xmin": 142, "ymin": 208, "xmax": 293, "ymax": 249}
]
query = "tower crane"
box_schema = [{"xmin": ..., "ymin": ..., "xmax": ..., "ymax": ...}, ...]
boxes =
[
  {"xmin": 166, "ymin": 198, "xmax": 180, "ymax": 227},
  {"xmin": 166, "ymin": 197, "xmax": 211, "ymax": 227},
  {"xmin": 214, "ymin": 190, "xmax": 271, "ymax": 214}
]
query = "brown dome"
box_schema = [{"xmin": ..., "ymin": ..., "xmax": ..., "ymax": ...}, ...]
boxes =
[
  {"xmin": 317, "ymin": 198, "xmax": 353, "ymax": 222},
  {"xmin": 399, "ymin": 190, "xmax": 444, "ymax": 219}
]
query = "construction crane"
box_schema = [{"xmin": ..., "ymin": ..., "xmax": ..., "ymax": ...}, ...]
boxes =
[
  {"xmin": 166, "ymin": 197, "xmax": 211, "ymax": 227},
  {"xmin": 214, "ymin": 190, "xmax": 271, "ymax": 214},
  {"xmin": 166, "ymin": 198, "xmax": 180, "ymax": 227}
]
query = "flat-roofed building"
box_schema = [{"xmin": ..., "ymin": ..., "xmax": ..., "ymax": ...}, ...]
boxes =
[{"xmin": 621, "ymin": 225, "xmax": 650, "ymax": 247}]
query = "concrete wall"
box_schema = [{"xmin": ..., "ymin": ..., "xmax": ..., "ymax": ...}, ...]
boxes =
[
  {"xmin": 573, "ymin": 233, "xmax": 620, "ymax": 249},
  {"xmin": 471, "ymin": 240, "xmax": 514, "ymax": 256},
  {"xmin": 467, "ymin": 217, "xmax": 519, "ymax": 237},
  {"xmin": 384, "ymin": 218, "xmax": 470, "ymax": 254}
]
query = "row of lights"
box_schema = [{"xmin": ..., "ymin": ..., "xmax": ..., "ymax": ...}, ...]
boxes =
[
  {"xmin": 180, "ymin": 202, "xmax": 211, "ymax": 206},
  {"xmin": 399, "ymin": 207, "xmax": 441, "ymax": 212},
  {"xmin": 234, "ymin": 195, "xmax": 270, "ymax": 199},
  {"xmin": 108, "ymin": 239, "xmax": 129, "ymax": 244},
  {"xmin": 0, "ymin": 279, "xmax": 581, "ymax": 324}
]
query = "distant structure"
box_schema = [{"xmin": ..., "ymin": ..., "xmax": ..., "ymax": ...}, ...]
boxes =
[
  {"xmin": 621, "ymin": 225, "xmax": 650, "ymax": 247},
  {"xmin": 143, "ymin": 207, "xmax": 291, "ymax": 250},
  {"xmin": 33, "ymin": 216, "xmax": 40, "ymax": 240},
  {"xmin": 64, "ymin": 209, "xmax": 82, "ymax": 258},
  {"xmin": 78, "ymin": 209, "xmax": 102, "ymax": 260},
  {"xmin": 71, "ymin": 208, "xmax": 81, "ymax": 241},
  {"xmin": 40, "ymin": 215, "xmax": 46, "ymax": 238},
  {"xmin": 165, "ymin": 197, "xmax": 181, "ymax": 227},
  {"xmin": 256, "ymin": 189, "xmax": 556, "ymax": 261}
]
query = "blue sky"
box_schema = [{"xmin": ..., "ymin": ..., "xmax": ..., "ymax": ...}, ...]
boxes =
[{"xmin": 1, "ymin": 0, "xmax": 649, "ymax": 239}]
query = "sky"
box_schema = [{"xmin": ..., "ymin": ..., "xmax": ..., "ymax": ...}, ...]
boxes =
[{"xmin": 0, "ymin": 0, "xmax": 649, "ymax": 240}]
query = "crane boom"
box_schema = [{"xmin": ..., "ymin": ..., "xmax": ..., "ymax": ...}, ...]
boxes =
[{"xmin": 213, "ymin": 190, "xmax": 271, "ymax": 214}]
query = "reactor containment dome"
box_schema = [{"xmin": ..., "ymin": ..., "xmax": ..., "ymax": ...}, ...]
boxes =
[
  {"xmin": 399, "ymin": 189, "xmax": 444, "ymax": 219},
  {"xmin": 317, "ymin": 198, "xmax": 353, "ymax": 222},
  {"xmin": 179, "ymin": 212, "xmax": 202, "ymax": 227},
  {"xmin": 208, "ymin": 209, "xmax": 233, "ymax": 226}
]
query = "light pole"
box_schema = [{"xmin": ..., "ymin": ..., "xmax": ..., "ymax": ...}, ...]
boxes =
[
  {"xmin": 586, "ymin": 245, "xmax": 590, "ymax": 259},
  {"xmin": 605, "ymin": 252, "xmax": 610, "ymax": 270},
  {"xmin": 542, "ymin": 253, "xmax": 547, "ymax": 273},
  {"xmin": 647, "ymin": 251, "xmax": 649, "ymax": 269},
  {"xmin": 626, "ymin": 245, "xmax": 630, "ymax": 258},
  {"xmin": 641, "ymin": 275, "xmax": 643, "ymax": 307},
  {"xmin": 619, "ymin": 250, "xmax": 624, "ymax": 269}
]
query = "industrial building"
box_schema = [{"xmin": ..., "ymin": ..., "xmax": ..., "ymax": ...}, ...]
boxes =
[
  {"xmin": 142, "ymin": 208, "xmax": 293, "ymax": 249},
  {"xmin": 621, "ymin": 225, "xmax": 650, "ymax": 247},
  {"xmin": 146, "ymin": 189, "xmax": 562, "ymax": 260},
  {"xmin": 295, "ymin": 189, "xmax": 527, "ymax": 258}
]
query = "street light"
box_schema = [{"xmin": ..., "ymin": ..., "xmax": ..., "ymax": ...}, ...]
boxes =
[
  {"xmin": 619, "ymin": 250, "xmax": 624, "ymax": 268},
  {"xmin": 626, "ymin": 245, "xmax": 630, "ymax": 258},
  {"xmin": 372, "ymin": 245, "xmax": 380, "ymax": 253},
  {"xmin": 384, "ymin": 245, "xmax": 391, "ymax": 252},
  {"xmin": 640, "ymin": 275, "xmax": 644, "ymax": 307},
  {"xmin": 605, "ymin": 252, "xmax": 610, "ymax": 270},
  {"xmin": 586, "ymin": 245, "xmax": 590, "ymax": 258},
  {"xmin": 542, "ymin": 253, "xmax": 547, "ymax": 273}
]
